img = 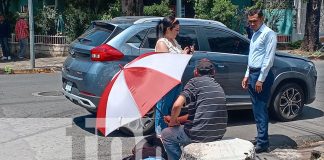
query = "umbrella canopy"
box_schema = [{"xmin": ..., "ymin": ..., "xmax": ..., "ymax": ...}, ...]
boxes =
[{"xmin": 96, "ymin": 52, "xmax": 192, "ymax": 136}]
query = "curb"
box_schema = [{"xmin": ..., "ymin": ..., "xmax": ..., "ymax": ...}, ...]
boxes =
[
  {"xmin": 0, "ymin": 67, "xmax": 61, "ymax": 75},
  {"xmin": 293, "ymin": 134, "xmax": 324, "ymax": 148}
]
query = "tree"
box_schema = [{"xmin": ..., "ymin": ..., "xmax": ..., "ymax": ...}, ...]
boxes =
[
  {"xmin": 301, "ymin": 0, "xmax": 322, "ymax": 52},
  {"xmin": 0, "ymin": 0, "xmax": 11, "ymax": 15},
  {"xmin": 143, "ymin": 0, "xmax": 172, "ymax": 17},
  {"xmin": 194, "ymin": 0, "xmax": 238, "ymax": 29},
  {"xmin": 121, "ymin": 0, "xmax": 144, "ymax": 16}
]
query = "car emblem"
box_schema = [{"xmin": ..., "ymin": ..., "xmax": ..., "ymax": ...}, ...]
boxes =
[{"xmin": 70, "ymin": 49, "xmax": 75, "ymax": 55}]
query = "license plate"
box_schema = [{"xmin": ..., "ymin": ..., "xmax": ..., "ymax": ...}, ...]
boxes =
[{"xmin": 65, "ymin": 83, "xmax": 72, "ymax": 92}]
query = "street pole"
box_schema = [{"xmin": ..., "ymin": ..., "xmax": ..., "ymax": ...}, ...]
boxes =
[
  {"xmin": 176, "ymin": 0, "xmax": 182, "ymax": 18},
  {"xmin": 28, "ymin": 0, "xmax": 35, "ymax": 68}
]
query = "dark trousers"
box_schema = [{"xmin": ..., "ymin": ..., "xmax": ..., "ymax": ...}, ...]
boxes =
[
  {"xmin": 0, "ymin": 37, "xmax": 10, "ymax": 57},
  {"xmin": 248, "ymin": 70, "xmax": 274, "ymax": 148}
]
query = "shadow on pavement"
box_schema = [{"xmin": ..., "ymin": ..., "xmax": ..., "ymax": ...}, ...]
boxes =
[
  {"xmin": 269, "ymin": 134, "xmax": 298, "ymax": 150},
  {"xmin": 227, "ymin": 105, "xmax": 323, "ymax": 127},
  {"xmin": 295, "ymin": 105, "xmax": 324, "ymax": 121},
  {"xmin": 72, "ymin": 114, "xmax": 130, "ymax": 137}
]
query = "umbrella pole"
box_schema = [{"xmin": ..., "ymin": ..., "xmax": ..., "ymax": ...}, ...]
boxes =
[{"xmin": 155, "ymin": 106, "xmax": 165, "ymax": 117}]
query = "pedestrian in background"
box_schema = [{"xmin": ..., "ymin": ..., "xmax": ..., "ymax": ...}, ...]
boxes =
[
  {"xmin": 0, "ymin": 14, "xmax": 11, "ymax": 61},
  {"xmin": 154, "ymin": 14, "xmax": 193, "ymax": 137},
  {"xmin": 241, "ymin": 9, "xmax": 277, "ymax": 153},
  {"xmin": 15, "ymin": 13, "xmax": 29, "ymax": 60}
]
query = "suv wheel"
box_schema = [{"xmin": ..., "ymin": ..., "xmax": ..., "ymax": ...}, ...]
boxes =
[
  {"xmin": 271, "ymin": 83, "xmax": 305, "ymax": 121},
  {"xmin": 119, "ymin": 109, "xmax": 155, "ymax": 136}
]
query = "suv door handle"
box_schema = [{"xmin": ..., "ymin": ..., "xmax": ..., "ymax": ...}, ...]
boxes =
[{"xmin": 217, "ymin": 64, "xmax": 225, "ymax": 68}]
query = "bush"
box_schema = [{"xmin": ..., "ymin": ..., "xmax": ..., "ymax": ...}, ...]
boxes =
[
  {"xmin": 101, "ymin": 1, "xmax": 122, "ymax": 20},
  {"xmin": 194, "ymin": 0, "xmax": 238, "ymax": 29},
  {"xmin": 144, "ymin": 1, "xmax": 172, "ymax": 17},
  {"xmin": 289, "ymin": 40, "xmax": 302, "ymax": 49},
  {"xmin": 34, "ymin": 6, "xmax": 58, "ymax": 35},
  {"xmin": 63, "ymin": 5, "xmax": 98, "ymax": 42}
]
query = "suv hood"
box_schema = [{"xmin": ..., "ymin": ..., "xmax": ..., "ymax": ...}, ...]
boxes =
[{"xmin": 276, "ymin": 51, "xmax": 311, "ymax": 62}]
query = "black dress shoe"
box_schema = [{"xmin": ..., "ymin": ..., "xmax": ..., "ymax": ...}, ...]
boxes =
[{"xmin": 255, "ymin": 146, "xmax": 269, "ymax": 153}]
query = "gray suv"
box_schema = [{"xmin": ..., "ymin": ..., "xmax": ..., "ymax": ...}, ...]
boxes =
[{"xmin": 62, "ymin": 16, "xmax": 317, "ymax": 135}]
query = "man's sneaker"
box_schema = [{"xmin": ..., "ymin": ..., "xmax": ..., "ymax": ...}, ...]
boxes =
[
  {"xmin": 7, "ymin": 56, "xmax": 11, "ymax": 60},
  {"xmin": 1, "ymin": 56, "xmax": 7, "ymax": 60}
]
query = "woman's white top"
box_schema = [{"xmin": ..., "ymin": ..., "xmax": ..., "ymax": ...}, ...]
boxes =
[{"xmin": 155, "ymin": 38, "xmax": 182, "ymax": 54}]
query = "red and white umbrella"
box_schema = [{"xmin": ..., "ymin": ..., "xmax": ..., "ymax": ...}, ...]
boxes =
[{"xmin": 96, "ymin": 52, "xmax": 192, "ymax": 136}]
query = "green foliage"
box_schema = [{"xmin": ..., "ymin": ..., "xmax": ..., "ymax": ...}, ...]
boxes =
[
  {"xmin": 194, "ymin": 0, "xmax": 238, "ymax": 29},
  {"xmin": 289, "ymin": 40, "xmax": 302, "ymax": 49},
  {"xmin": 63, "ymin": 4, "xmax": 98, "ymax": 42},
  {"xmin": 143, "ymin": 1, "xmax": 172, "ymax": 17},
  {"xmin": 194, "ymin": 0, "xmax": 213, "ymax": 19},
  {"xmin": 34, "ymin": 6, "xmax": 58, "ymax": 35},
  {"xmin": 101, "ymin": 1, "xmax": 122, "ymax": 20}
]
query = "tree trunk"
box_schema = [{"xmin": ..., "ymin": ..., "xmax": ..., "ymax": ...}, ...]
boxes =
[
  {"xmin": 121, "ymin": 0, "xmax": 143, "ymax": 16},
  {"xmin": 301, "ymin": 0, "xmax": 322, "ymax": 52}
]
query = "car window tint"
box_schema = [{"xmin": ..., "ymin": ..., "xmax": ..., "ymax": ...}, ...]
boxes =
[
  {"xmin": 126, "ymin": 28, "xmax": 148, "ymax": 48},
  {"xmin": 141, "ymin": 28, "xmax": 158, "ymax": 49},
  {"xmin": 204, "ymin": 28, "xmax": 249, "ymax": 55},
  {"xmin": 176, "ymin": 27, "xmax": 199, "ymax": 51},
  {"xmin": 77, "ymin": 27, "xmax": 113, "ymax": 46}
]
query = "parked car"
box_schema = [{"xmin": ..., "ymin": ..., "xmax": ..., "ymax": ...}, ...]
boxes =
[{"xmin": 62, "ymin": 16, "xmax": 317, "ymax": 135}]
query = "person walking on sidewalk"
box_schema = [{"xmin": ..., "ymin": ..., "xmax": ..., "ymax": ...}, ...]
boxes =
[
  {"xmin": 161, "ymin": 59, "xmax": 228, "ymax": 160},
  {"xmin": 241, "ymin": 9, "xmax": 277, "ymax": 153},
  {"xmin": 15, "ymin": 14, "xmax": 29, "ymax": 59},
  {"xmin": 0, "ymin": 14, "xmax": 11, "ymax": 61}
]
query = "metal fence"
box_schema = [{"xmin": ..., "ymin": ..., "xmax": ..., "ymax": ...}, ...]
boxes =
[
  {"xmin": 277, "ymin": 34, "xmax": 291, "ymax": 43},
  {"xmin": 10, "ymin": 34, "xmax": 68, "ymax": 45}
]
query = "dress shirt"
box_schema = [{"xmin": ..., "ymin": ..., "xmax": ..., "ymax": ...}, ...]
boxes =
[{"xmin": 244, "ymin": 24, "xmax": 277, "ymax": 82}]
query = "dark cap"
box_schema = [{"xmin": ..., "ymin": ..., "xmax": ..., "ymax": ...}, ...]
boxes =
[{"xmin": 195, "ymin": 58, "xmax": 215, "ymax": 75}]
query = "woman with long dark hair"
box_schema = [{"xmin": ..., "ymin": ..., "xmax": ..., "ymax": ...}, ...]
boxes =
[{"xmin": 154, "ymin": 15, "xmax": 194, "ymax": 136}]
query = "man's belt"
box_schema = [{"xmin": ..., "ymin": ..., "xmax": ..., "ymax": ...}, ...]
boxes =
[{"xmin": 249, "ymin": 67, "xmax": 261, "ymax": 72}]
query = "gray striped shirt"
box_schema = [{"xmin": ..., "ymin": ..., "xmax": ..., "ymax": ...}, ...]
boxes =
[{"xmin": 182, "ymin": 76, "xmax": 227, "ymax": 142}]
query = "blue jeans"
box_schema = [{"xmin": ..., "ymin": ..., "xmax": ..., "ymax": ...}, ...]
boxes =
[
  {"xmin": 248, "ymin": 70, "xmax": 274, "ymax": 149},
  {"xmin": 155, "ymin": 85, "xmax": 181, "ymax": 135},
  {"xmin": 161, "ymin": 125, "xmax": 191, "ymax": 160},
  {"xmin": 0, "ymin": 37, "xmax": 10, "ymax": 57},
  {"xmin": 18, "ymin": 38, "xmax": 28, "ymax": 58}
]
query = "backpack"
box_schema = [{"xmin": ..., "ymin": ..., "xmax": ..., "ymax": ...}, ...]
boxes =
[{"xmin": 123, "ymin": 135, "xmax": 167, "ymax": 160}]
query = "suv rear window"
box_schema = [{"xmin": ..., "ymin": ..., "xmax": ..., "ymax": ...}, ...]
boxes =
[{"xmin": 76, "ymin": 24, "xmax": 116, "ymax": 46}]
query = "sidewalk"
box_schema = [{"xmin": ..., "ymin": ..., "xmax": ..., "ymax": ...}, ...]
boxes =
[{"xmin": 0, "ymin": 56, "xmax": 66, "ymax": 74}]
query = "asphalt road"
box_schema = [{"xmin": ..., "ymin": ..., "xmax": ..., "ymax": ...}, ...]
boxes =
[{"xmin": 0, "ymin": 60, "xmax": 323, "ymax": 160}]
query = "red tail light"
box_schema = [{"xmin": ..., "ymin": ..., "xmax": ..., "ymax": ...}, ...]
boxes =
[{"xmin": 90, "ymin": 44, "xmax": 124, "ymax": 61}]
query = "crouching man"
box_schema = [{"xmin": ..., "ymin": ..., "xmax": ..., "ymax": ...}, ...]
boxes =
[{"xmin": 161, "ymin": 58, "xmax": 228, "ymax": 160}]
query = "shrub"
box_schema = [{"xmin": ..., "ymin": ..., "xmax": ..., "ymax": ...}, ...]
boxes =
[
  {"xmin": 289, "ymin": 40, "xmax": 302, "ymax": 49},
  {"xmin": 194, "ymin": 0, "xmax": 238, "ymax": 30},
  {"xmin": 34, "ymin": 6, "xmax": 58, "ymax": 35},
  {"xmin": 144, "ymin": 1, "xmax": 172, "ymax": 17},
  {"xmin": 101, "ymin": 1, "xmax": 122, "ymax": 20},
  {"xmin": 63, "ymin": 5, "xmax": 98, "ymax": 42}
]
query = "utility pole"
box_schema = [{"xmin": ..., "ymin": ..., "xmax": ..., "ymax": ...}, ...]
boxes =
[
  {"xmin": 28, "ymin": 0, "xmax": 35, "ymax": 68},
  {"xmin": 176, "ymin": 0, "xmax": 182, "ymax": 17}
]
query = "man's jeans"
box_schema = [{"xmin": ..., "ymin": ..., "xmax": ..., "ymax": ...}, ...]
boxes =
[
  {"xmin": 248, "ymin": 70, "xmax": 274, "ymax": 149},
  {"xmin": 155, "ymin": 85, "xmax": 181, "ymax": 135},
  {"xmin": 161, "ymin": 125, "xmax": 191, "ymax": 160},
  {"xmin": 18, "ymin": 38, "xmax": 28, "ymax": 58},
  {"xmin": 0, "ymin": 37, "xmax": 10, "ymax": 57}
]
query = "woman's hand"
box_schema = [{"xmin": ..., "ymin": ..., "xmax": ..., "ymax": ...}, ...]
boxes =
[{"xmin": 183, "ymin": 45, "xmax": 195, "ymax": 54}]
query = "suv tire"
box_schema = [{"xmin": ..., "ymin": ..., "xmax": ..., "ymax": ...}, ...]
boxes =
[{"xmin": 271, "ymin": 83, "xmax": 305, "ymax": 121}]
